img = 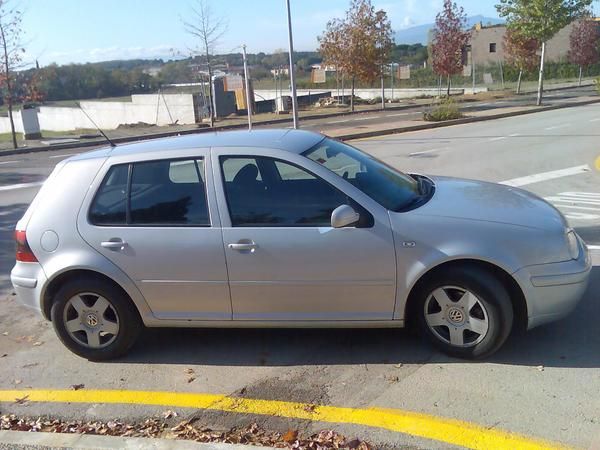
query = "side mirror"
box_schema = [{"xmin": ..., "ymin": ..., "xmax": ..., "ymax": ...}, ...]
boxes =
[{"xmin": 331, "ymin": 204, "xmax": 360, "ymax": 228}]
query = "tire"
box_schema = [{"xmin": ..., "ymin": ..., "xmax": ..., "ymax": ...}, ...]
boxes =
[
  {"xmin": 50, "ymin": 276, "xmax": 142, "ymax": 361},
  {"xmin": 414, "ymin": 265, "xmax": 513, "ymax": 359}
]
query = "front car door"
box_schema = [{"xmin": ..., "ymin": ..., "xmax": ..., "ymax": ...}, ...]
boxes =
[
  {"xmin": 78, "ymin": 148, "xmax": 231, "ymax": 321},
  {"xmin": 212, "ymin": 147, "xmax": 397, "ymax": 322}
]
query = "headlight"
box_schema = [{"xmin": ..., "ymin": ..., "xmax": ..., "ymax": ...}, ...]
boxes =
[{"xmin": 566, "ymin": 230, "xmax": 580, "ymax": 260}]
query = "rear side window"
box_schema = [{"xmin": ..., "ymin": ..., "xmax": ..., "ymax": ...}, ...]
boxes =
[
  {"xmin": 89, "ymin": 159, "xmax": 210, "ymax": 226},
  {"xmin": 88, "ymin": 164, "xmax": 128, "ymax": 225}
]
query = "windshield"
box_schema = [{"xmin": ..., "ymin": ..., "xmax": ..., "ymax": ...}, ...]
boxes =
[{"xmin": 303, "ymin": 138, "xmax": 421, "ymax": 211}]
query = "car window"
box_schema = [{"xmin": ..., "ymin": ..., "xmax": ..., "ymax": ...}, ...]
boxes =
[
  {"xmin": 220, "ymin": 156, "xmax": 347, "ymax": 227},
  {"xmin": 90, "ymin": 159, "xmax": 210, "ymax": 226},
  {"xmin": 88, "ymin": 164, "xmax": 128, "ymax": 225},
  {"xmin": 130, "ymin": 159, "xmax": 209, "ymax": 225},
  {"xmin": 221, "ymin": 157, "xmax": 262, "ymax": 182},
  {"xmin": 303, "ymin": 138, "xmax": 421, "ymax": 211}
]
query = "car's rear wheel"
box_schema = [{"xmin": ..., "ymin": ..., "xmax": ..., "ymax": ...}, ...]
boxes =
[
  {"xmin": 415, "ymin": 266, "xmax": 513, "ymax": 359},
  {"xmin": 50, "ymin": 277, "xmax": 141, "ymax": 361}
]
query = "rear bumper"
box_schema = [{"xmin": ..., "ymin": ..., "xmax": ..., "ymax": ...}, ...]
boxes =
[
  {"xmin": 10, "ymin": 262, "xmax": 46, "ymax": 314},
  {"xmin": 514, "ymin": 238, "xmax": 592, "ymax": 330}
]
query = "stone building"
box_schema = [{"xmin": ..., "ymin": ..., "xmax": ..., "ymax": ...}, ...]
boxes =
[{"xmin": 466, "ymin": 18, "xmax": 600, "ymax": 66}]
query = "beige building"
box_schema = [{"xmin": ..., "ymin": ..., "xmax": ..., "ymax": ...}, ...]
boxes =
[{"xmin": 467, "ymin": 19, "xmax": 600, "ymax": 66}]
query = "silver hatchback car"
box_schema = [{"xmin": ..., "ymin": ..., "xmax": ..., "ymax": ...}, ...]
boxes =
[{"xmin": 11, "ymin": 130, "xmax": 591, "ymax": 360}]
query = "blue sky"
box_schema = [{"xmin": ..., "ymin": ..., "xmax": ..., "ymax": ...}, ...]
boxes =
[{"xmin": 23, "ymin": 0, "xmax": 599, "ymax": 66}]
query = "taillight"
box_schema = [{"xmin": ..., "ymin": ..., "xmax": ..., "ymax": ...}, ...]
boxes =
[{"xmin": 15, "ymin": 230, "xmax": 38, "ymax": 262}]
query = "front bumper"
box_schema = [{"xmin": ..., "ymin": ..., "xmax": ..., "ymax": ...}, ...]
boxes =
[
  {"xmin": 513, "ymin": 237, "xmax": 592, "ymax": 329},
  {"xmin": 10, "ymin": 261, "xmax": 47, "ymax": 314}
]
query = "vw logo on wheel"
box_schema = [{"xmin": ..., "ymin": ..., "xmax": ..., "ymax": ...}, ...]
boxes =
[
  {"xmin": 447, "ymin": 308, "xmax": 464, "ymax": 324},
  {"xmin": 85, "ymin": 313, "xmax": 99, "ymax": 327}
]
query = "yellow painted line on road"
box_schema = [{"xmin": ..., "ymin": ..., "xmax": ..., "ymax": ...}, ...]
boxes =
[
  {"xmin": 0, "ymin": 389, "xmax": 571, "ymax": 450},
  {"xmin": 594, "ymin": 155, "xmax": 600, "ymax": 171}
]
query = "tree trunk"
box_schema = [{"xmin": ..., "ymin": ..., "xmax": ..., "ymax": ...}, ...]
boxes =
[
  {"xmin": 205, "ymin": 46, "xmax": 215, "ymax": 127},
  {"xmin": 446, "ymin": 74, "xmax": 451, "ymax": 97},
  {"xmin": 1, "ymin": 26, "xmax": 17, "ymax": 149},
  {"xmin": 380, "ymin": 72, "xmax": 385, "ymax": 110},
  {"xmin": 517, "ymin": 69, "xmax": 523, "ymax": 94},
  {"xmin": 7, "ymin": 94, "xmax": 16, "ymax": 149},
  {"xmin": 350, "ymin": 77, "xmax": 355, "ymax": 112},
  {"xmin": 578, "ymin": 66, "xmax": 582, "ymax": 87},
  {"xmin": 536, "ymin": 41, "xmax": 546, "ymax": 106}
]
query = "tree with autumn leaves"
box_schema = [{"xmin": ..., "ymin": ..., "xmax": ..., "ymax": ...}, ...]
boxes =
[
  {"xmin": 503, "ymin": 29, "xmax": 539, "ymax": 94},
  {"xmin": 318, "ymin": 0, "xmax": 394, "ymax": 111},
  {"xmin": 568, "ymin": 17, "xmax": 600, "ymax": 86},
  {"xmin": 0, "ymin": 0, "xmax": 24, "ymax": 149},
  {"xmin": 430, "ymin": 0, "xmax": 470, "ymax": 97}
]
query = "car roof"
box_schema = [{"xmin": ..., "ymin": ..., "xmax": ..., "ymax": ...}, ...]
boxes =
[{"xmin": 71, "ymin": 129, "xmax": 325, "ymax": 161}]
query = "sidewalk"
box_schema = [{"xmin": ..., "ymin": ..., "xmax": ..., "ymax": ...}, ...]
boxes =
[{"xmin": 0, "ymin": 430, "xmax": 275, "ymax": 449}]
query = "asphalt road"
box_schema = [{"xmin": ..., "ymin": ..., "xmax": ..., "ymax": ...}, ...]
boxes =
[{"xmin": 0, "ymin": 103, "xmax": 600, "ymax": 449}]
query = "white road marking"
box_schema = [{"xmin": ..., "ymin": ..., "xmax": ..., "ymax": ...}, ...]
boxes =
[
  {"xmin": 544, "ymin": 123, "xmax": 571, "ymax": 131},
  {"xmin": 0, "ymin": 181, "xmax": 44, "ymax": 191},
  {"xmin": 387, "ymin": 112, "xmax": 410, "ymax": 117},
  {"xmin": 500, "ymin": 165, "xmax": 590, "ymax": 187},
  {"xmin": 328, "ymin": 119, "xmax": 350, "ymax": 124},
  {"xmin": 546, "ymin": 197, "xmax": 600, "ymax": 206},
  {"xmin": 588, "ymin": 245, "xmax": 600, "ymax": 250},
  {"xmin": 48, "ymin": 153, "xmax": 78, "ymax": 159},
  {"xmin": 0, "ymin": 160, "xmax": 18, "ymax": 165},
  {"xmin": 489, "ymin": 136, "xmax": 507, "ymax": 141},
  {"xmin": 564, "ymin": 212, "xmax": 600, "ymax": 220},
  {"xmin": 589, "ymin": 118, "xmax": 600, "ymax": 122},
  {"xmin": 354, "ymin": 116, "xmax": 382, "ymax": 121},
  {"xmin": 552, "ymin": 203, "xmax": 600, "ymax": 211},
  {"xmin": 409, "ymin": 147, "xmax": 449, "ymax": 157},
  {"xmin": 508, "ymin": 133, "xmax": 520, "ymax": 137}
]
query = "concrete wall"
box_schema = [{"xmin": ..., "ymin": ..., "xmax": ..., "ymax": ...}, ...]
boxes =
[
  {"xmin": 36, "ymin": 94, "xmax": 197, "ymax": 132},
  {"xmin": 0, "ymin": 111, "xmax": 25, "ymax": 134},
  {"xmin": 255, "ymin": 88, "xmax": 487, "ymax": 102}
]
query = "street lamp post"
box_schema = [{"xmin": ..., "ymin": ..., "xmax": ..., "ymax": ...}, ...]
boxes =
[
  {"xmin": 285, "ymin": 0, "xmax": 299, "ymax": 129},
  {"xmin": 241, "ymin": 44, "xmax": 252, "ymax": 130}
]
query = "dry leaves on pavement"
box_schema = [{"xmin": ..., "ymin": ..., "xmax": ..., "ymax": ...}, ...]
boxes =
[{"xmin": 0, "ymin": 415, "xmax": 373, "ymax": 449}]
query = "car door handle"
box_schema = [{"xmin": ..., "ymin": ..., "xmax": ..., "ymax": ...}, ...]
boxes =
[
  {"xmin": 228, "ymin": 241, "xmax": 258, "ymax": 252},
  {"xmin": 101, "ymin": 239, "xmax": 127, "ymax": 250}
]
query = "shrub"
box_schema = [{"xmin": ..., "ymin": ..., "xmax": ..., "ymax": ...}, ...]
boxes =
[{"xmin": 423, "ymin": 97, "xmax": 463, "ymax": 121}]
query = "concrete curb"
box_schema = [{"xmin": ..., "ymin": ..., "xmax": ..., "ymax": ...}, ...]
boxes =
[
  {"xmin": 335, "ymin": 97, "xmax": 600, "ymax": 141},
  {"xmin": 0, "ymin": 430, "xmax": 276, "ymax": 449}
]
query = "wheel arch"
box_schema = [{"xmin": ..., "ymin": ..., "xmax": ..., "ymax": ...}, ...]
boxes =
[
  {"xmin": 42, "ymin": 269, "xmax": 141, "ymax": 322},
  {"xmin": 404, "ymin": 258, "xmax": 528, "ymax": 333}
]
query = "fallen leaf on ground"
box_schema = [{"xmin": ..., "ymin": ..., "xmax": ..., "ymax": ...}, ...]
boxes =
[
  {"xmin": 1, "ymin": 332, "xmax": 8, "ymax": 336},
  {"xmin": 13, "ymin": 380, "xmax": 21, "ymax": 385},
  {"xmin": 394, "ymin": 363, "xmax": 403, "ymax": 368},
  {"xmin": 282, "ymin": 429, "xmax": 298, "ymax": 443},
  {"xmin": 187, "ymin": 377, "xmax": 196, "ymax": 383},
  {"xmin": 21, "ymin": 363, "xmax": 38, "ymax": 368},
  {"xmin": 536, "ymin": 365, "xmax": 544, "ymax": 372},
  {"xmin": 70, "ymin": 384, "xmax": 84, "ymax": 391},
  {"xmin": 185, "ymin": 368, "xmax": 194, "ymax": 374},
  {"xmin": 162, "ymin": 410, "xmax": 178, "ymax": 419},
  {"xmin": 1, "ymin": 354, "xmax": 7, "ymax": 358},
  {"xmin": 13, "ymin": 395, "xmax": 29, "ymax": 405},
  {"xmin": 32, "ymin": 341, "xmax": 43, "ymax": 347}
]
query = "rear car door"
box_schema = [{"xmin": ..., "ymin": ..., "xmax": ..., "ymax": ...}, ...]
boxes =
[
  {"xmin": 78, "ymin": 150, "xmax": 231, "ymax": 321},
  {"xmin": 212, "ymin": 147, "xmax": 397, "ymax": 321}
]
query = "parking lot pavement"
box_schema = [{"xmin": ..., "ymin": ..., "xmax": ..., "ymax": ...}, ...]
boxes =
[{"xmin": 1, "ymin": 104, "xmax": 600, "ymax": 448}]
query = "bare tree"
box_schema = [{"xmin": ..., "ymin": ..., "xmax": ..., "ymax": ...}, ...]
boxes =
[
  {"xmin": 183, "ymin": 0, "xmax": 227, "ymax": 127},
  {"xmin": 0, "ymin": 0, "xmax": 24, "ymax": 149}
]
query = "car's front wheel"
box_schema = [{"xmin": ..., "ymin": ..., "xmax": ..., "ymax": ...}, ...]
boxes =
[
  {"xmin": 50, "ymin": 277, "xmax": 142, "ymax": 361},
  {"xmin": 415, "ymin": 266, "xmax": 514, "ymax": 359}
]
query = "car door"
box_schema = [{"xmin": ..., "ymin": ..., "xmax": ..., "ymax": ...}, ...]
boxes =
[
  {"xmin": 212, "ymin": 147, "xmax": 397, "ymax": 321},
  {"xmin": 78, "ymin": 151, "xmax": 231, "ymax": 321}
]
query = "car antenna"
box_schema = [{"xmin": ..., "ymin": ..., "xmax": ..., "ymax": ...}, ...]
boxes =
[{"xmin": 76, "ymin": 102, "xmax": 117, "ymax": 148}]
